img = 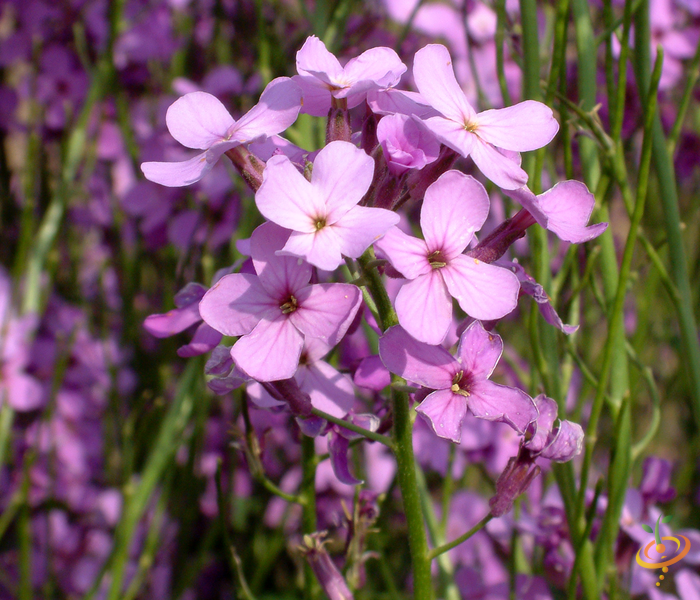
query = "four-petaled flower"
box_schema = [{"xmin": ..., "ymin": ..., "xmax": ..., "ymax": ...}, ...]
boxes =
[
  {"xmin": 141, "ymin": 77, "xmax": 302, "ymax": 187},
  {"xmin": 375, "ymin": 170, "xmax": 519, "ymax": 345},
  {"xmin": 255, "ymin": 141, "xmax": 400, "ymax": 271},
  {"xmin": 199, "ymin": 222, "xmax": 362, "ymax": 382},
  {"xmin": 379, "ymin": 321, "xmax": 537, "ymax": 443},
  {"xmin": 294, "ymin": 35, "xmax": 406, "ymax": 116},
  {"xmin": 413, "ymin": 44, "xmax": 559, "ymax": 189}
]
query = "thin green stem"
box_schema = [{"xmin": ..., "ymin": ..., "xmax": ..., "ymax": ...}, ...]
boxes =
[
  {"xmin": 300, "ymin": 434, "xmax": 318, "ymax": 600},
  {"xmin": 310, "ymin": 408, "xmax": 393, "ymax": 447},
  {"xmin": 427, "ymin": 513, "xmax": 493, "ymax": 561}
]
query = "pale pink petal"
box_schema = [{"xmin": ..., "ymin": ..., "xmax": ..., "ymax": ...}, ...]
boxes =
[
  {"xmin": 468, "ymin": 380, "xmax": 537, "ymax": 434},
  {"xmin": 6, "ymin": 373, "xmax": 44, "ymax": 411},
  {"xmin": 303, "ymin": 337, "xmax": 334, "ymax": 363},
  {"xmin": 292, "ymin": 74, "xmax": 332, "ymax": 117},
  {"xmin": 143, "ymin": 302, "xmax": 201, "ymax": 338},
  {"xmin": 256, "ymin": 155, "xmax": 323, "ymax": 233},
  {"xmin": 280, "ymin": 227, "xmax": 344, "ymax": 271},
  {"xmin": 456, "ymin": 320, "xmax": 503, "ymax": 380},
  {"xmin": 333, "ymin": 206, "xmax": 400, "ymax": 259},
  {"xmin": 295, "ymin": 36, "xmax": 344, "ymax": 84},
  {"xmin": 141, "ymin": 153, "xmax": 211, "ymax": 188},
  {"xmin": 536, "ymin": 181, "xmax": 608, "ymax": 243},
  {"xmin": 199, "ymin": 273, "xmax": 278, "ymax": 337},
  {"xmin": 422, "ymin": 116, "xmax": 475, "ymax": 157},
  {"xmin": 540, "ymin": 420, "xmax": 584, "ymax": 462},
  {"xmin": 231, "ymin": 77, "xmax": 302, "ymax": 143},
  {"xmin": 290, "ymin": 283, "xmax": 362, "ymax": 345},
  {"xmin": 421, "ymin": 171, "xmax": 489, "ymax": 259},
  {"xmin": 441, "ymin": 255, "xmax": 519, "ymax": 321},
  {"xmin": 526, "ymin": 395, "xmax": 559, "ymax": 454},
  {"xmin": 249, "ymin": 222, "xmax": 312, "ymax": 295},
  {"xmin": 299, "ymin": 360, "xmax": 356, "ymax": 417},
  {"xmin": 353, "ymin": 355, "xmax": 390, "ymax": 390},
  {"xmin": 395, "ymin": 272, "xmax": 453, "ymax": 345},
  {"xmin": 373, "ymin": 227, "xmax": 430, "ymax": 280},
  {"xmin": 469, "ymin": 138, "xmax": 528, "ymax": 190},
  {"xmin": 165, "ymin": 91, "xmax": 234, "ymax": 149},
  {"xmin": 378, "ymin": 325, "xmax": 457, "ymax": 389},
  {"xmin": 329, "ymin": 433, "xmax": 362, "ymax": 484},
  {"xmin": 340, "ymin": 46, "xmax": 406, "ymax": 93},
  {"xmin": 367, "ymin": 88, "xmax": 438, "ymax": 119},
  {"xmin": 416, "ymin": 388, "xmax": 466, "ymax": 443},
  {"xmin": 312, "ymin": 142, "xmax": 375, "ymax": 222},
  {"xmin": 232, "ymin": 316, "xmax": 304, "ymax": 381},
  {"xmin": 502, "ymin": 185, "xmax": 549, "ymax": 227},
  {"xmin": 476, "ymin": 100, "xmax": 559, "ymax": 151},
  {"xmin": 413, "ymin": 44, "xmax": 476, "ymax": 124}
]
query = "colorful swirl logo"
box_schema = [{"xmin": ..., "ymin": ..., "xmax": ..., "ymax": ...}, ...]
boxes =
[{"xmin": 636, "ymin": 514, "xmax": 691, "ymax": 586}]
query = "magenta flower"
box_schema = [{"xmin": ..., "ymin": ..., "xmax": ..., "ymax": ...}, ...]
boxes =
[
  {"xmin": 141, "ymin": 77, "xmax": 302, "ymax": 187},
  {"xmin": 199, "ymin": 223, "xmax": 362, "ymax": 382},
  {"xmin": 255, "ymin": 141, "xmax": 400, "ymax": 271},
  {"xmin": 379, "ymin": 322, "xmax": 537, "ymax": 443},
  {"xmin": 375, "ymin": 170, "xmax": 519, "ymax": 345},
  {"xmin": 293, "ymin": 35, "xmax": 406, "ymax": 116},
  {"xmin": 412, "ymin": 44, "xmax": 559, "ymax": 189}
]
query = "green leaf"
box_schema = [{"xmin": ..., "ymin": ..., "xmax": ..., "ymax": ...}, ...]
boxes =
[
  {"xmin": 662, "ymin": 515, "xmax": 673, "ymax": 524},
  {"xmin": 641, "ymin": 524, "xmax": 654, "ymax": 533}
]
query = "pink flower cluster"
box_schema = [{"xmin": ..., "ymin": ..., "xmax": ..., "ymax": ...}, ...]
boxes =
[{"xmin": 142, "ymin": 35, "xmax": 602, "ymax": 470}]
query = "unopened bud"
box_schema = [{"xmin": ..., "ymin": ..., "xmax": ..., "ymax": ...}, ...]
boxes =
[{"xmin": 300, "ymin": 532, "xmax": 354, "ymax": 600}]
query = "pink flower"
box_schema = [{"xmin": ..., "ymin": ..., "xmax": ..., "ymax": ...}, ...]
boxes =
[
  {"xmin": 255, "ymin": 141, "xmax": 400, "ymax": 270},
  {"xmin": 412, "ymin": 44, "xmax": 559, "ymax": 189},
  {"xmin": 375, "ymin": 170, "xmax": 519, "ymax": 345},
  {"xmin": 293, "ymin": 35, "xmax": 406, "ymax": 116},
  {"xmin": 379, "ymin": 322, "xmax": 537, "ymax": 443},
  {"xmin": 141, "ymin": 77, "xmax": 302, "ymax": 187},
  {"xmin": 377, "ymin": 113, "xmax": 441, "ymax": 175},
  {"xmin": 198, "ymin": 223, "xmax": 362, "ymax": 382}
]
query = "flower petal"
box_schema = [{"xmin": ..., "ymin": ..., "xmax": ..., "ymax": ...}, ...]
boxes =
[
  {"xmin": 312, "ymin": 141, "xmax": 375, "ymax": 222},
  {"xmin": 256, "ymin": 155, "xmax": 323, "ymax": 233},
  {"xmin": 177, "ymin": 323, "xmax": 222, "ymax": 357},
  {"xmin": 199, "ymin": 273, "xmax": 278, "ymax": 337},
  {"xmin": 232, "ymin": 316, "xmax": 304, "ymax": 381},
  {"xmin": 341, "ymin": 46, "xmax": 406, "ymax": 92},
  {"xmin": 476, "ymin": 100, "xmax": 559, "ymax": 152},
  {"xmin": 296, "ymin": 36, "xmax": 344, "ymax": 84},
  {"xmin": 250, "ymin": 222, "xmax": 313, "ymax": 296},
  {"xmin": 540, "ymin": 420, "xmax": 584, "ymax": 462},
  {"xmin": 328, "ymin": 432, "xmax": 363, "ymax": 485},
  {"xmin": 442, "ymin": 255, "xmax": 519, "ymax": 321},
  {"xmin": 421, "ymin": 171, "xmax": 489, "ymax": 259},
  {"xmin": 6, "ymin": 373, "xmax": 44, "ymax": 412},
  {"xmin": 299, "ymin": 360, "xmax": 356, "ymax": 417},
  {"xmin": 535, "ymin": 180, "xmax": 608, "ymax": 243},
  {"xmin": 290, "ymin": 283, "xmax": 362, "ymax": 346},
  {"xmin": 143, "ymin": 302, "xmax": 202, "ymax": 338},
  {"xmin": 416, "ymin": 388, "xmax": 466, "ymax": 443},
  {"xmin": 468, "ymin": 380, "xmax": 537, "ymax": 434},
  {"xmin": 378, "ymin": 325, "xmax": 457, "ymax": 389},
  {"xmin": 292, "ymin": 74, "xmax": 332, "ymax": 117},
  {"xmin": 456, "ymin": 320, "xmax": 503, "ymax": 380},
  {"xmin": 333, "ymin": 206, "xmax": 400, "ymax": 259},
  {"xmin": 165, "ymin": 91, "xmax": 234, "ymax": 149},
  {"xmin": 395, "ymin": 271, "xmax": 453, "ymax": 345},
  {"xmin": 422, "ymin": 116, "xmax": 475, "ymax": 158},
  {"xmin": 280, "ymin": 227, "xmax": 344, "ymax": 271},
  {"xmin": 413, "ymin": 44, "xmax": 476, "ymax": 125},
  {"xmin": 231, "ymin": 77, "xmax": 302, "ymax": 143},
  {"xmin": 469, "ymin": 138, "xmax": 528, "ymax": 190},
  {"xmin": 373, "ymin": 226, "xmax": 431, "ymax": 280},
  {"xmin": 141, "ymin": 153, "xmax": 212, "ymax": 188}
]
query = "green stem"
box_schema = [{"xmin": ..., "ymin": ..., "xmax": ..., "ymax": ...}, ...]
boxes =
[
  {"xmin": 633, "ymin": 1, "xmax": 700, "ymax": 428},
  {"xmin": 310, "ymin": 408, "xmax": 393, "ymax": 447},
  {"xmin": 300, "ymin": 434, "xmax": 318, "ymax": 600},
  {"xmin": 427, "ymin": 513, "xmax": 493, "ymax": 561}
]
